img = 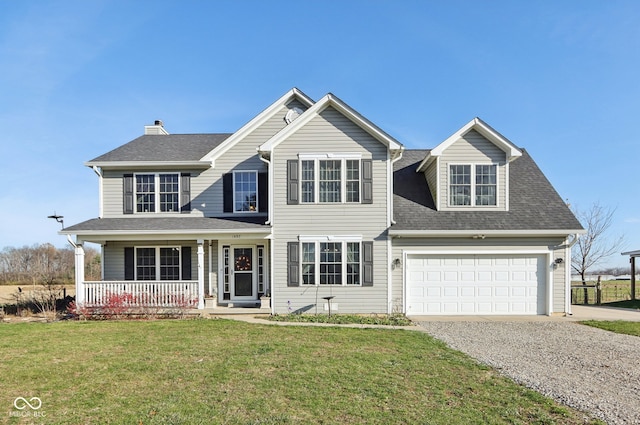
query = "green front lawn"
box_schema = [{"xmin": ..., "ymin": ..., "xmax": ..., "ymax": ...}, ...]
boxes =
[
  {"xmin": 601, "ymin": 299, "xmax": 640, "ymax": 310},
  {"xmin": 0, "ymin": 320, "xmax": 600, "ymax": 424},
  {"xmin": 580, "ymin": 320, "xmax": 640, "ymax": 337}
]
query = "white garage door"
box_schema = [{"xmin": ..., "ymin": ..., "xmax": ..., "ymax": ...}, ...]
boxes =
[{"xmin": 407, "ymin": 254, "xmax": 546, "ymax": 315}]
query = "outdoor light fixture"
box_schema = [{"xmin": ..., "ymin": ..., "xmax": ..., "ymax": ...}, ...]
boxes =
[
  {"xmin": 47, "ymin": 213, "xmax": 64, "ymax": 229},
  {"xmin": 554, "ymin": 258, "xmax": 564, "ymax": 264}
]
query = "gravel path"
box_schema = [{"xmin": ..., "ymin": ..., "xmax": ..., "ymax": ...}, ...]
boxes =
[{"xmin": 417, "ymin": 321, "xmax": 640, "ymax": 425}]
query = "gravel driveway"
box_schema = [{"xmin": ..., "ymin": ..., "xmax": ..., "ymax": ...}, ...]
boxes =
[{"xmin": 417, "ymin": 321, "xmax": 640, "ymax": 425}]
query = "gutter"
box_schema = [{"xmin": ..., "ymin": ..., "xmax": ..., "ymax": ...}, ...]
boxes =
[{"xmin": 389, "ymin": 148, "xmax": 404, "ymax": 225}]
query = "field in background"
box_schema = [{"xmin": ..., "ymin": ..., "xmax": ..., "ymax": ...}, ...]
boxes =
[{"xmin": 571, "ymin": 280, "xmax": 639, "ymax": 305}]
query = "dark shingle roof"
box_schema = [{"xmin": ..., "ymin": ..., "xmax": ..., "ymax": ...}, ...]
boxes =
[
  {"xmin": 392, "ymin": 149, "xmax": 583, "ymax": 232},
  {"xmin": 87, "ymin": 134, "xmax": 232, "ymax": 163},
  {"xmin": 63, "ymin": 216, "xmax": 269, "ymax": 234}
]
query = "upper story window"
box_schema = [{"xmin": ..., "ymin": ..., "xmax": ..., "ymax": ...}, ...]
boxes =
[
  {"xmin": 298, "ymin": 155, "xmax": 361, "ymax": 204},
  {"xmin": 449, "ymin": 164, "xmax": 497, "ymax": 207},
  {"xmin": 135, "ymin": 173, "xmax": 180, "ymax": 213},
  {"xmin": 233, "ymin": 171, "xmax": 258, "ymax": 212}
]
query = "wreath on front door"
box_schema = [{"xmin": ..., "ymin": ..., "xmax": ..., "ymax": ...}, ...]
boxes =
[{"xmin": 235, "ymin": 255, "xmax": 251, "ymax": 271}]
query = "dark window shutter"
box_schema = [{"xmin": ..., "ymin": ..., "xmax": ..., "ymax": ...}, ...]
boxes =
[
  {"xmin": 181, "ymin": 247, "xmax": 192, "ymax": 280},
  {"xmin": 287, "ymin": 242, "xmax": 300, "ymax": 287},
  {"xmin": 287, "ymin": 160, "xmax": 299, "ymax": 205},
  {"xmin": 361, "ymin": 160, "xmax": 373, "ymax": 204},
  {"xmin": 223, "ymin": 173, "xmax": 233, "ymax": 213},
  {"xmin": 180, "ymin": 173, "xmax": 191, "ymax": 212},
  {"xmin": 362, "ymin": 241, "xmax": 374, "ymax": 286},
  {"xmin": 258, "ymin": 172, "xmax": 268, "ymax": 213},
  {"xmin": 123, "ymin": 174, "xmax": 134, "ymax": 214},
  {"xmin": 124, "ymin": 247, "xmax": 135, "ymax": 280}
]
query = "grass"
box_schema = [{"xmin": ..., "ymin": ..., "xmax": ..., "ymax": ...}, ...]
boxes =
[
  {"xmin": 580, "ymin": 320, "xmax": 640, "ymax": 337},
  {"xmin": 0, "ymin": 320, "xmax": 601, "ymax": 425},
  {"xmin": 601, "ymin": 299, "xmax": 640, "ymax": 310}
]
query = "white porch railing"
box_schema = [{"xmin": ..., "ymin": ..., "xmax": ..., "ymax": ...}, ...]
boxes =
[{"xmin": 82, "ymin": 281, "xmax": 199, "ymax": 308}]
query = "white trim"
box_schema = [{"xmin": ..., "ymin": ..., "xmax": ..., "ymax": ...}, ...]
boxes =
[
  {"xmin": 204, "ymin": 88, "xmax": 315, "ymax": 162},
  {"xmin": 387, "ymin": 236, "xmax": 392, "ymax": 314},
  {"xmin": 197, "ymin": 240, "xmax": 205, "ymax": 309},
  {"xmin": 505, "ymin": 161, "xmax": 510, "ymax": 211},
  {"xmin": 298, "ymin": 153, "xmax": 362, "ymax": 159},
  {"xmin": 436, "ymin": 157, "xmax": 441, "ymax": 210},
  {"xmin": 389, "ymin": 229, "xmax": 586, "ymax": 237},
  {"xmin": 85, "ymin": 161, "xmax": 210, "ymax": 169},
  {"xmin": 446, "ymin": 163, "xmax": 500, "ymax": 208},
  {"xmin": 298, "ymin": 235, "xmax": 362, "ymax": 242}
]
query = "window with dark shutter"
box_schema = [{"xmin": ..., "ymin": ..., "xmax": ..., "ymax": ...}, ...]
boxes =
[
  {"xmin": 180, "ymin": 173, "xmax": 191, "ymax": 212},
  {"xmin": 362, "ymin": 241, "xmax": 374, "ymax": 286},
  {"xmin": 287, "ymin": 160, "xmax": 299, "ymax": 205},
  {"xmin": 123, "ymin": 174, "xmax": 134, "ymax": 214},
  {"xmin": 361, "ymin": 159, "xmax": 373, "ymax": 204},
  {"xmin": 223, "ymin": 173, "xmax": 233, "ymax": 213},
  {"xmin": 287, "ymin": 242, "xmax": 300, "ymax": 286}
]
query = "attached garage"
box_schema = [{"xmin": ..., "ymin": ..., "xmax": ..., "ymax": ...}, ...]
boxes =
[{"xmin": 405, "ymin": 253, "xmax": 548, "ymax": 315}]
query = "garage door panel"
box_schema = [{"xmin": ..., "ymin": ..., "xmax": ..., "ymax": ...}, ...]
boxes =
[{"xmin": 407, "ymin": 254, "xmax": 546, "ymax": 316}]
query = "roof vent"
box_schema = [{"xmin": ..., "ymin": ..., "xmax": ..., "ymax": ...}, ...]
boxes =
[
  {"xmin": 144, "ymin": 120, "xmax": 169, "ymax": 135},
  {"xmin": 285, "ymin": 107, "xmax": 304, "ymax": 124}
]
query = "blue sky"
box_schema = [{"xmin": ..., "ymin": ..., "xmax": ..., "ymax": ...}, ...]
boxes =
[{"xmin": 0, "ymin": 0, "xmax": 638, "ymax": 269}]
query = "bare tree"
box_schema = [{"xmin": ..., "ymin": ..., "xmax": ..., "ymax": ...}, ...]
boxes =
[{"xmin": 571, "ymin": 203, "xmax": 625, "ymax": 285}]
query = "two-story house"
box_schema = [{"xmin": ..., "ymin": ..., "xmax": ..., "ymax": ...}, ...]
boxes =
[{"xmin": 62, "ymin": 88, "xmax": 584, "ymax": 316}]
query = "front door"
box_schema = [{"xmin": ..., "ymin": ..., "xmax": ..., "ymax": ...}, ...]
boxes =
[{"xmin": 232, "ymin": 247, "xmax": 256, "ymax": 301}]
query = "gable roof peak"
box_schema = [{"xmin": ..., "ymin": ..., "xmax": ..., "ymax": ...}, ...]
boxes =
[
  {"xmin": 417, "ymin": 117, "xmax": 522, "ymax": 172},
  {"xmin": 259, "ymin": 91, "xmax": 403, "ymax": 153}
]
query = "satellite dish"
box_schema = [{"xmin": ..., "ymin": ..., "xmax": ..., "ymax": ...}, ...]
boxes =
[{"xmin": 285, "ymin": 107, "xmax": 304, "ymax": 124}]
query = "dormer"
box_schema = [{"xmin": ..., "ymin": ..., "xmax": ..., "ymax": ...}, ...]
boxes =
[{"xmin": 417, "ymin": 118, "xmax": 522, "ymax": 211}]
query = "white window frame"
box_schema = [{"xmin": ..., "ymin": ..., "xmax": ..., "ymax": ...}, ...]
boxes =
[
  {"xmin": 135, "ymin": 246, "xmax": 182, "ymax": 281},
  {"xmin": 232, "ymin": 170, "xmax": 259, "ymax": 213},
  {"xmin": 298, "ymin": 235, "xmax": 362, "ymax": 286},
  {"xmin": 134, "ymin": 172, "xmax": 181, "ymax": 213},
  {"xmin": 298, "ymin": 153, "xmax": 362, "ymax": 204},
  {"xmin": 448, "ymin": 163, "xmax": 498, "ymax": 207}
]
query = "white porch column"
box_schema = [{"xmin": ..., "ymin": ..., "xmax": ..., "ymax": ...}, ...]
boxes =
[
  {"xmin": 197, "ymin": 239, "xmax": 205, "ymax": 309},
  {"xmin": 75, "ymin": 244, "xmax": 85, "ymax": 306}
]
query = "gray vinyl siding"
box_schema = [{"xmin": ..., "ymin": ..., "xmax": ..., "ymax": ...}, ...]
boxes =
[
  {"xmin": 103, "ymin": 240, "xmax": 204, "ymax": 283},
  {"xmin": 424, "ymin": 159, "xmax": 438, "ymax": 208},
  {"xmin": 102, "ymin": 169, "xmax": 205, "ymax": 218},
  {"xmin": 271, "ymin": 106, "xmax": 390, "ymax": 314},
  {"xmin": 391, "ymin": 237, "xmax": 568, "ymax": 314},
  {"xmin": 439, "ymin": 130, "xmax": 508, "ymax": 211},
  {"xmin": 552, "ymin": 247, "xmax": 567, "ymax": 312},
  {"xmin": 192, "ymin": 100, "xmax": 307, "ymax": 217}
]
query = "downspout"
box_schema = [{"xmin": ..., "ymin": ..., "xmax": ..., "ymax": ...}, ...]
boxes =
[
  {"xmin": 259, "ymin": 152, "xmax": 275, "ymax": 314},
  {"xmin": 388, "ymin": 148, "xmax": 404, "ymax": 314},
  {"xmin": 389, "ymin": 148, "xmax": 404, "ymax": 226},
  {"xmin": 564, "ymin": 234, "xmax": 580, "ymax": 316}
]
